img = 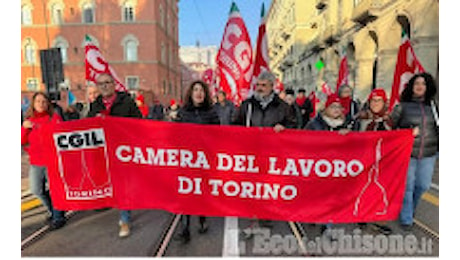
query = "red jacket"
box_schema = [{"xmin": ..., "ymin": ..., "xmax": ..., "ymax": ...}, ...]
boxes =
[{"xmin": 21, "ymin": 112, "xmax": 62, "ymax": 166}]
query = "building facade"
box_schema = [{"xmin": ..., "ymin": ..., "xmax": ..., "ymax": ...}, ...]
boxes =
[
  {"xmin": 179, "ymin": 44, "xmax": 217, "ymax": 68},
  {"xmin": 21, "ymin": 0, "xmax": 180, "ymax": 106},
  {"xmin": 266, "ymin": 0, "xmax": 439, "ymax": 102}
]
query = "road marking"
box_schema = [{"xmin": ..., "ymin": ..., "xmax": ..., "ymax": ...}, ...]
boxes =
[
  {"xmin": 422, "ymin": 192, "xmax": 439, "ymax": 207},
  {"xmin": 21, "ymin": 225, "xmax": 49, "ymax": 248},
  {"xmin": 222, "ymin": 217, "xmax": 239, "ymax": 257},
  {"xmin": 156, "ymin": 214, "xmax": 181, "ymax": 257},
  {"xmin": 21, "ymin": 198, "xmax": 41, "ymax": 212},
  {"xmin": 430, "ymin": 183, "xmax": 439, "ymax": 191},
  {"xmin": 414, "ymin": 218, "xmax": 439, "ymax": 239},
  {"xmin": 288, "ymin": 221, "xmax": 308, "ymax": 255}
]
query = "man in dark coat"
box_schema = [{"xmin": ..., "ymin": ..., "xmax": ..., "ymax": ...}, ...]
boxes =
[
  {"xmin": 233, "ymin": 71, "xmax": 296, "ymax": 129},
  {"xmin": 87, "ymin": 73, "xmax": 141, "ymax": 238},
  {"xmin": 233, "ymin": 71, "xmax": 295, "ymax": 237}
]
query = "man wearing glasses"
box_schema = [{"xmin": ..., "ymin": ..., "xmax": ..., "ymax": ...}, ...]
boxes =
[
  {"xmin": 233, "ymin": 71, "xmax": 295, "ymax": 237},
  {"xmin": 87, "ymin": 73, "xmax": 142, "ymax": 238}
]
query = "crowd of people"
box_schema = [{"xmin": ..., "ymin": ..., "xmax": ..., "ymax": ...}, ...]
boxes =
[{"xmin": 21, "ymin": 70, "xmax": 438, "ymax": 242}]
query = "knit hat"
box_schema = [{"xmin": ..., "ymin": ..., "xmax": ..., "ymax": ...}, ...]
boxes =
[
  {"xmin": 325, "ymin": 94, "xmax": 342, "ymax": 109},
  {"xmin": 368, "ymin": 88, "xmax": 387, "ymax": 103}
]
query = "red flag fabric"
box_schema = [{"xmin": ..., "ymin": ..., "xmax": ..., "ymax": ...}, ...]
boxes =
[
  {"xmin": 44, "ymin": 117, "xmax": 413, "ymax": 223},
  {"xmin": 250, "ymin": 3, "xmax": 270, "ymax": 94},
  {"xmin": 85, "ymin": 35, "xmax": 127, "ymax": 92},
  {"xmin": 202, "ymin": 68, "xmax": 214, "ymax": 85},
  {"xmin": 389, "ymin": 35, "xmax": 425, "ymax": 111},
  {"xmin": 307, "ymin": 91, "xmax": 318, "ymax": 118},
  {"xmin": 274, "ymin": 78, "xmax": 284, "ymax": 93},
  {"xmin": 336, "ymin": 54, "xmax": 349, "ymax": 92},
  {"xmin": 321, "ymin": 81, "xmax": 333, "ymax": 95},
  {"xmin": 216, "ymin": 3, "xmax": 253, "ymax": 105}
]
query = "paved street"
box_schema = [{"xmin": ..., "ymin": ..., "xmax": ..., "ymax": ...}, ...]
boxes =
[{"xmin": 21, "ymin": 150, "xmax": 439, "ymax": 257}]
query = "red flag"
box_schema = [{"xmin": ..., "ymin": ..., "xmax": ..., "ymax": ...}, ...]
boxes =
[
  {"xmin": 336, "ymin": 52, "xmax": 349, "ymax": 92},
  {"xmin": 307, "ymin": 91, "xmax": 318, "ymax": 118},
  {"xmin": 389, "ymin": 33, "xmax": 425, "ymax": 111},
  {"xmin": 321, "ymin": 81, "xmax": 332, "ymax": 95},
  {"xmin": 250, "ymin": 3, "xmax": 270, "ymax": 94},
  {"xmin": 85, "ymin": 35, "xmax": 127, "ymax": 92},
  {"xmin": 216, "ymin": 2, "xmax": 253, "ymax": 105},
  {"xmin": 274, "ymin": 78, "xmax": 284, "ymax": 93}
]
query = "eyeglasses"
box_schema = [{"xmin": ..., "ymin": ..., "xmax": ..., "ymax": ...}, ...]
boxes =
[
  {"xmin": 96, "ymin": 80, "xmax": 114, "ymax": 87},
  {"xmin": 329, "ymin": 104, "xmax": 343, "ymax": 110},
  {"xmin": 256, "ymin": 83, "xmax": 271, "ymax": 87}
]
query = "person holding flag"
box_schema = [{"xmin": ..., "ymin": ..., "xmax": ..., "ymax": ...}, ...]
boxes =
[
  {"xmin": 87, "ymin": 73, "xmax": 142, "ymax": 238},
  {"xmin": 390, "ymin": 72, "xmax": 438, "ymax": 231}
]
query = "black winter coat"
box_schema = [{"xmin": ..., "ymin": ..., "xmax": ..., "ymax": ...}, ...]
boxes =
[
  {"xmin": 391, "ymin": 99, "xmax": 439, "ymax": 158},
  {"xmin": 177, "ymin": 104, "xmax": 220, "ymax": 125},
  {"xmin": 233, "ymin": 94, "xmax": 296, "ymax": 128},
  {"xmin": 87, "ymin": 92, "xmax": 142, "ymax": 118}
]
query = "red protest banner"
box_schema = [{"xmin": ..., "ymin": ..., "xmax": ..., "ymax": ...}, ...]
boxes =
[{"xmin": 44, "ymin": 117, "xmax": 413, "ymax": 223}]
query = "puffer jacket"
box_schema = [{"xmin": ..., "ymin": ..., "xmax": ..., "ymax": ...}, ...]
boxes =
[
  {"xmin": 177, "ymin": 104, "xmax": 220, "ymax": 125},
  {"xmin": 391, "ymin": 99, "xmax": 439, "ymax": 158},
  {"xmin": 233, "ymin": 94, "xmax": 296, "ymax": 128}
]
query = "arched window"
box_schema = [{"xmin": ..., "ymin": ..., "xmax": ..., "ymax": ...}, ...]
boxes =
[
  {"xmin": 122, "ymin": 34, "xmax": 139, "ymax": 62},
  {"xmin": 21, "ymin": 4, "xmax": 33, "ymax": 25},
  {"xmin": 23, "ymin": 38, "xmax": 37, "ymax": 65},
  {"xmin": 121, "ymin": 1, "xmax": 135, "ymax": 22},
  {"xmin": 50, "ymin": 2, "xmax": 64, "ymax": 25},
  {"xmin": 81, "ymin": 2, "xmax": 95, "ymax": 23},
  {"xmin": 397, "ymin": 15, "xmax": 411, "ymax": 39},
  {"xmin": 53, "ymin": 36, "xmax": 69, "ymax": 63}
]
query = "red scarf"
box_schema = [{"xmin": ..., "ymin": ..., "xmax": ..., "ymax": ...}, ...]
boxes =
[
  {"xmin": 101, "ymin": 94, "xmax": 117, "ymax": 115},
  {"xmin": 340, "ymin": 96, "xmax": 352, "ymax": 115},
  {"xmin": 296, "ymin": 96, "xmax": 306, "ymax": 107}
]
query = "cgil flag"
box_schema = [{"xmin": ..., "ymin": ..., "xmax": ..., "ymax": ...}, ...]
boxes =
[
  {"xmin": 216, "ymin": 2, "xmax": 253, "ymax": 105},
  {"xmin": 85, "ymin": 35, "xmax": 127, "ymax": 92},
  {"xmin": 250, "ymin": 3, "xmax": 270, "ymax": 94},
  {"xmin": 336, "ymin": 49, "xmax": 349, "ymax": 92},
  {"xmin": 389, "ymin": 32, "xmax": 425, "ymax": 111}
]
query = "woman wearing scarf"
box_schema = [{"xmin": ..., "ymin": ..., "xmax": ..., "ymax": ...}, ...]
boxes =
[
  {"xmin": 337, "ymin": 84, "xmax": 360, "ymax": 129},
  {"xmin": 357, "ymin": 88, "xmax": 393, "ymax": 235},
  {"xmin": 21, "ymin": 92, "xmax": 66, "ymax": 230}
]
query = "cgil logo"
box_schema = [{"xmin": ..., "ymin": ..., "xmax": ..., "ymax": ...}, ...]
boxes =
[{"xmin": 54, "ymin": 129, "xmax": 105, "ymax": 151}]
